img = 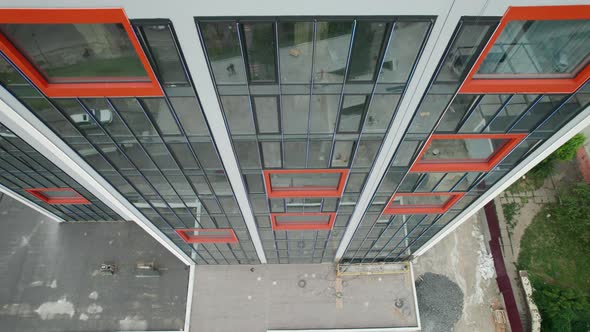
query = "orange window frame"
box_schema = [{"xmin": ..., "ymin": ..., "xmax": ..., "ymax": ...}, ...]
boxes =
[
  {"xmin": 410, "ymin": 133, "xmax": 526, "ymax": 173},
  {"xmin": 25, "ymin": 187, "xmax": 90, "ymax": 205},
  {"xmin": 383, "ymin": 192, "xmax": 464, "ymax": 215},
  {"xmin": 0, "ymin": 8, "xmax": 163, "ymax": 97},
  {"xmin": 459, "ymin": 5, "xmax": 590, "ymax": 94},
  {"xmin": 175, "ymin": 228, "xmax": 238, "ymax": 244},
  {"xmin": 263, "ymin": 169, "xmax": 349, "ymax": 198},
  {"xmin": 270, "ymin": 212, "xmax": 336, "ymax": 231}
]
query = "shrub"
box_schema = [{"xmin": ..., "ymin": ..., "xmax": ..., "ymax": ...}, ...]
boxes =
[{"xmin": 552, "ymin": 133, "xmax": 586, "ymax": 161}]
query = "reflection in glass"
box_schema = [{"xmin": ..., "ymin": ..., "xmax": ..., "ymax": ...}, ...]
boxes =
[
  {"xmin": 310, "ymin": 94, "xmax": 339, "ymax": 133},
  {"xmin": 331, "ymin": 141, "xmax": 354, "ymax": 167},
  {"xmin": 141, "ymin": 25, "xmax": 188, "ymax": 85},
  {"xmin": 279, "ymin": 22, "xmax": 313, "ymax": 83},
  {"xmin": 221, "ymin": 96, "xmax": 255, "ymax": 134},
  {"xmin": 270, "ymin": 172, "xmax": 341, "ymax": 190},
  {"xmin": 476, "ymin": 20, "xmax": 590, "ymax": 79},
  {"xmin": 200, "ymin": 22, "xmax": 246, "ymax": 84},
  {"xmin": 242, "ymin": 22, "xmax": 276, "ymax": 82},
  {"xmin": 261, "ymin": 141, "xmax": 281, "ymax": 168},
  {"xmin": 282, "ymin": 95, "xmax": 310, "ymax": 134},
  {"xmin": 379, "ymin": 21, "xmax": 431, "ymax": 83},
  {"xmin": 422, "ymin": 138, "xmax": 509, "ymax": 163},
  {"xmin": 253, "ymin": 96, "xmax": 280, "ymax": 133},
  {"xmin": 314, "ymin": 21, "xmax": 353, "ymax": 83},
  {"xmin": 364, "ymin": 94, "xmax": 400, "ymax": 133},
  {"xmin": 338, "ymin": 95, "xmax": 367, "ymax": 132},
  {"xmin": 308, "ymin": 140, "xmax": 332, "ymax": 168},
  {"xmin": 0, "ymin": 23, "xmax": 148, "ymax": 83},
  {"xmin": 459, "ymin": 95, "xmax": 510, "ymax": 133},
  {"xmin": 348, "ymin": 22, "xmax": 388, "ymax": 81}
]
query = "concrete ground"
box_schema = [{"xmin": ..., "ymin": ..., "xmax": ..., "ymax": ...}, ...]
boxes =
[
  {"xmin": 413, "ymin": 213, "xmax": 502, "ymax": 332},
  {"xmin": 0, "ymin": 194, "xmax": 189, "ymax": 332},
  {"xmin": 190, "ymin": 263, "xmax": 418, "ymax": 332}
]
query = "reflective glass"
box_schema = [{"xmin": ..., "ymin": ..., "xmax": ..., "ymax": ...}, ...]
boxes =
[
  {"xmin": 253, "ymin": 96, "xmax": 280, "ymax": 133},
  {"xmin": 242, "ymin": 22, "xmax": 276, "ymax": 82},
  {"xmin": 390, "ymin": 195, "xmax": 449, "ymax": 207},
  {"xmin": 310, "ymin": 94, "xmax": 339, "ymax": 133},
  {"xmin": 282, "ymin": 95, "xmax": 310, "ymax": 134},
  {"xmin": 279, "ymin": 22, "xmax": 313, "ymax": 83},
  {"xmin": 338, "ymin": 95, "xmax": 367, "ymax": 132},
  {"xmin": 275, "ymin": 214, "xmax": 331, "ymax": 225},
  {"xmin": 331, "ymin": 141, "xmax": 354, "ymax": 167},
  {"xmin": 261, "ymin": 141, "xmax": 281, "ymax": 168},
  {"xmin": 459, "ymin": 95, "xmax": 510, "ymax": 132},
  {"xmin": 422, "ymin": 138, "xmax": 509, "ymax": 163},
  {"xmin": 141, "ymin": 25, "xmax": 189, "ymax": 85},
  {"xmin": 221, "ymin": 96, "xmax": 255, "ymax": 134},
  {"xmin": 0, "ymin": 23, "xmax": 148, "ymax": 83},
  {"xmin": 314, "ymin": 21, "xmax": 353, "ymax": 83},
  {"xmin": 364, "ymin": 94, "xmax": 400, "ymax": 133},
  {"xmin": 270, "ymin": 172, "xmax": 341, "ymax": 190},
  {"xmin": 476, "ymin": 20, "xmax": 590, "ymax": 78},
  {"xmin": 200, "ymin": 22, "xmax": 247, "ymax": 84},
  {"xmin": 348, "ymin": 22, "xmax": 388, "ymax": 81}
]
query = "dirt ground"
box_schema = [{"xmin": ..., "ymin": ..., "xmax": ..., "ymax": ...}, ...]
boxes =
[{"xmin": 413, "ymin": 213, "xmax": 502, "ymax": 332}]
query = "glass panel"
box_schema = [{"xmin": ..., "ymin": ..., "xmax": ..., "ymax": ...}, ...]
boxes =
[
  {"xmin": 141, "ymin": 25, "xmax": 188, "ymax": 85},
  {"xmin": 512, "ymin": 95, "xmax": 568, "ymax": 132},
  {"xmin": 282, "ymin": 95, "xmax": 310, "ymax": 134},
  {"xmin": 314, "ymin": 21, "xmax": 353, "ymax": 84},
  {"xmin": 310, "ymin": 95, "xmax": 339, "ymax": 133},
  {"xmin": 261, "ymin": 142, "xmax": 281, "ymax": 168},
  {"xmin": 338, "ymin": 95, "xmax": 367, "ymax": 132},
  {"xmin": 459, "ymin": 95, "xmax": 510, "ymax": 133},
  {"xmin": 475, "ymin": 20, "xmax": 590, "ymax": 79},
  {"xmin": 308, "ymin": 140, "xmax": 331, "ymax": 168},
  {"xmin": 0, "ymin": 23, "xmax": 148, "ymax": 83},
  {"xmin": 352, "ymin": 139, "xmax": 381, "ymax": 168},
  {"xmin": 284, "ymin": 141, "xmax": 306, "ymax": 168},
  {"xmin": 331, "ymin": 141, "xmax": 354, "ymax": 167},
  {"xmin": 111, "ymin": 98, "xmax": 157, "ymax": 136},
  {"xmin": 253, "ymin": 96, "xmax": 279, "ymax": 133},
  {"xmin": 436, "ymin": 94, "xmax": 478, "ymax": 132},
  {"xmin": 39, "ymin": 189, "xmax": 81, "ymax": 199},
  {"xmin": 270, "ymin": 172, "xmax": 341, "ymax": 190},
  {"xmin": 279, "ymin": 22, "xmax": 313, "ymax": 83},
  {"xmin": 275, "ymin": 214, "xmax": 331, "ymax": 224},
  {"xmin": 234, "ymin": 141, "xmax": 261, "ymax": 169},
  {"xmin": 169, "ymin": 97, "xmax": 209, "ymax": 136},
  {"xmin": 390, "ymin": 195, "xmax": 449, "ymax": 207},
  {"xmin": 200, "ymin": 22, "xmax": 247, "ymax": 84},
  {"xmin": 364, "ymin": 94, "xmax": 400, "ymax": 133},
  {"xmin": 242, "ymin": 22, "xmax": 276, "ymax": 82},
  {"xmin": 348, "ymin": 22, "xmax": 387, "ymax": 81},
  {"xmin": 141, "ymin": 98, "xmax": 181, "ymax": 135},
  {"xmin": 379, "ymin": 21, "xmax": 431, "ymax": 83},
  {"xmin": 221, "ymin": 96, "xmax": 255, "ymax": 134},
  {"xmin": 487, "ymin": 94, "xmax": 539, "ymax": 133},
  {"xmin": 422, "ymin": 138, "xmax": 509, "ymax": 163}
]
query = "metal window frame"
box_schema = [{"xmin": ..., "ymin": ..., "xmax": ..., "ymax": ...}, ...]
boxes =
[
  {"xmin": 176, "ymin": 228, "xmax": 239, "ymax": 243},
  {"xmin": 409, "ymin": 133, "xmax": 527, "ymax": 172},
  {"xmin": 25, "ymin": 187, "xmax": 90, "ymax": 205},
  {"xmin": 383, "ymin": 192, "xmax": 464, "ymax": 215},
  {"xmin": 263, "ymin": 169, "xmax": 349, "ymax": 198},
  {"xmin": 459, "ymin": 5, "xmax": 590, "ymax": 94},
  {"xmin": 270, "ymin": 212, "xmax": 336, "ymax": 230},
  {"xmin": 0, "ymin": 8, "xmax": 163, "ymax": 97}
]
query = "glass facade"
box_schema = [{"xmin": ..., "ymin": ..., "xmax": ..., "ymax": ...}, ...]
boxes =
[
  {"xmin": 197, "ymin": 17, "xmax": 433, "ymax": 263},
  {"xmin": 0, "ymin": 122, "xmax": 121, "ymax": 221},
  {"xmin": 0, "ymin": 9, "xmax": 587, "ymax": 266},
  {"xmin": 340, "ymin": 17, "xmax": 590, "ymax": 264},
  {"xmin": 0, "ymin": 20, "xmax": 260, "ymax": 265}
]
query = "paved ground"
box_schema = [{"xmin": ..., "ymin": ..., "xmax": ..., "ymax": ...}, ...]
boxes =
[
  {"xmin": 0, "ymin": 194, "xmax": 189, "ymax": 332},
  {"xmin": 413, "ymin": 213, "xmax": 501, "ymax": 332},
  {"xmin": 190, "ymin": 263, "xmax": 418, "ymax": 332}
]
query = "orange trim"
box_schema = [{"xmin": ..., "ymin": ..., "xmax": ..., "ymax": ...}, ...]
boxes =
[
  {"xmin": 459, "ymin": 5, "xmax": 590, "ymax": 94},
  {"xmin": 383, "ymin": 192, "xmax": 464, "ymax": 215},
  {"xmin": 175, "ymin": 228, "xmax": 238, "ymax": 244},
  {"xmin": 410, "ymin": 133, "xmax": 526, "ymax": 172},
  {"xmin": 270, "ymin": 212, "xmax": 336, "ymax": 231},
  {"xmin": 263, "ymin": 169, "xmax": 349, "ymax": 198},
  {"xmin": 0, "ymin": 8, "xmax": 163, "ymax": 97},
  {"xmin": 25, "ymin": 187, "xmax": 90, "ymax": 205}
]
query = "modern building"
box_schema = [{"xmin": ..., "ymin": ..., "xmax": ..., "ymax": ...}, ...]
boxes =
[{"xmin": 0, "ymin": 0, "xmax": 588, "ymax": 273}]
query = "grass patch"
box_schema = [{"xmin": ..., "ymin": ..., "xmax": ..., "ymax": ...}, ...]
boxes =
[{"xmin": 518, "ymin": 183, "xmax": 590, "ymax": 331}]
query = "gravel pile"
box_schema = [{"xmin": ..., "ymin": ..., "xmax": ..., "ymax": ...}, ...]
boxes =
[{"xmin": 416, "ymin": 272, "xmax": 464, "ymax": 332}]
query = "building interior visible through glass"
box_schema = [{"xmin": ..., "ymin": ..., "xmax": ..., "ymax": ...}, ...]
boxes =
[
  {"xmin": 391, "ymin": 195, "xmax": 450, "ymax": 208},
  {"xmin": 0, "ymin": 23, "xmax": 149, "ymax": 83},
  {"xmin": 270, "ymin": 173, "xmax": 341, "ymax": 191},
  {"xmin": 422, "ymin": 138, "xmax": 509, "ymax": 163},
  {"xmin": 475, "ymin": 19, "xmax": 590, "ymax": 79}
]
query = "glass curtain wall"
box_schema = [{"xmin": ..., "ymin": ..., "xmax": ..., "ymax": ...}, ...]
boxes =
[
  {"xmin": 197, "ymin": 17, "xmax": 433, "ymax": 263},
  {"xmin": 341, "ymin": 17, "xmax": 590, "ymax": 263},
  {"xmin": 0, "ymin": 20, "xmax": 260, "ymax": 264}
]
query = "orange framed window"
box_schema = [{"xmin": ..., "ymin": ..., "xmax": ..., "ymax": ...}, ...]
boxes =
[
  {"xmin": 0, "ymin": 8, "xmax": 163, "ymax": 97},
  {"xmin": 263, "ymin": 169, "xmax": 349, "ymax": 198},
  {"xmin": 460, "ymin": 5, "xmax": 590, "ymax": 94},
  {"xmin": 410, "ymin": 133, "xmax": 526, "ymax": 172},
  {"xmin": 25, "ymin": 187, "xmax": 90, "ymax": 205},
  {"xmin": 270, "ymin": 212, "xmax": 336, "ymax": 231},
  {"xmin": 383, "ymin": 192, "xmax": 464, "ymax": 215},
  {"xmin": 175, "ymin": 228, "xmax": 238, "ymax": 244}
]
